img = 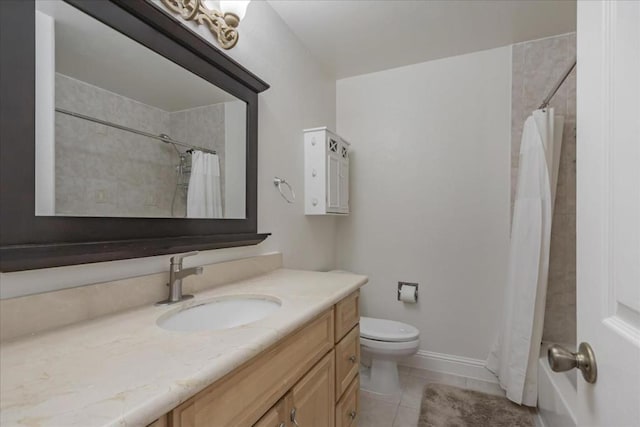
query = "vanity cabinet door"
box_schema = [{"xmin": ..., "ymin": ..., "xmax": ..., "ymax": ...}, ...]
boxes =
[
  {"xmin": 254, "ymin": 399, "xmax": 288, "ymax": 427},
  {"xmin": 289, "ymin": 350, "xmax": 335, "ymax": 427},
  {"xmin": 170, "ymin": 399, "xmax": 196, "ymax": 427}
]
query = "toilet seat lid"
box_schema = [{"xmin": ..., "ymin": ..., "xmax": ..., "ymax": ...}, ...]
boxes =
[{"xmin": 360, "ymin": 317, "xmax": 419, "ymax": 342}]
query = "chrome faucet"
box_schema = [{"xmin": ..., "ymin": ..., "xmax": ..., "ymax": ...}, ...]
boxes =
[{"xmin": 156, "ymin": 251, "xmax": 203, "ymax": 305}]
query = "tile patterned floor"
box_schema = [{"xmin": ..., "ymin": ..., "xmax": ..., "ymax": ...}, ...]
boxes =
[{"xmin": 358, "ymin": 366, "xmax": 506, "ymax": 427}]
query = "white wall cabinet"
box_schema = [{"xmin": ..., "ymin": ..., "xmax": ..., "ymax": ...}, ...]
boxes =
[{"xmin": 304, "ymin": 127, "xmax": 350, "ymax": 215}]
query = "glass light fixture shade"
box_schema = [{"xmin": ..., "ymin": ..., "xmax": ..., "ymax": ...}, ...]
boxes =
[
  {"xmin": 202, "ymin": 0, "xmax": 218, "ymax": 11},
  {"xmin": 219, "ymin": 0, "xmax": 250, "ymax": 21}
]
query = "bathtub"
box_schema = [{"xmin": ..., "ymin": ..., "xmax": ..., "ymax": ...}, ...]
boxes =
[{"xmin": 536, "ymin": 344, "xmax": 577, "ymax": 427}]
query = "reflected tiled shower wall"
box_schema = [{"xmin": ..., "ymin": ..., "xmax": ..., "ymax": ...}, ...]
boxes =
[
  {"xmin": 511, "ymin": 34, "xmax": 577, "ymax": 345},
  {"xmin": 169, "ymin": 103, "xmax": 226, "ymax": 216},
  {"xmin": 55, "ymin": 74, "xmax": 225, "ymax": 217}
]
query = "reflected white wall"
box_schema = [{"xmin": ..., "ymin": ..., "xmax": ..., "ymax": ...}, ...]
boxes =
[
  {"xmin": 35, "ymin": 10, "xmax": 55, "ymax": 215},
  {"xmin": 224, "ymin": 100, "xmax": 246, "ymax": 218}
]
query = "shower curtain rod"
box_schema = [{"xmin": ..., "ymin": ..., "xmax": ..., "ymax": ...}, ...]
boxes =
[
  {"xmin": 55, "ymin": 108, "xmax": 217, "ymax": 155},
  {"xmin": 538, "ymin": 59, "xmax": 576, "ymax": 110}
]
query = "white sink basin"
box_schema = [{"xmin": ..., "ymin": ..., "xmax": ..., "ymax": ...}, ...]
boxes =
[{"xmin": 158, "ymin": 296, "xmax": 281, "ymax": 332}]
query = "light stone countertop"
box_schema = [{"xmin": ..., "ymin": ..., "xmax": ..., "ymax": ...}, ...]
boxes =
[{"xmin": 0, "ymin": 269, "xmax": 367, "ymax": 427}]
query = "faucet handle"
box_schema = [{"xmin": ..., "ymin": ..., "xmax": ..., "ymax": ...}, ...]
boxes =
[{"xmin": 170, "ymin": 251, "xmax": 199, "ymax": 265}]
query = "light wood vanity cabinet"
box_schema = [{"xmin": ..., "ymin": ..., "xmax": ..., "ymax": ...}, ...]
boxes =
[
  {"xmin": 289, "ymin": 350, "xmax": 336, "ymax": 426},
  {"xmin": 335, "ymin": 376, "xmax": 360, "ymax": 427},
  {"xmin": 334, "ymin": 292, "xmax": 359, "ymax": 341},
  {"xmin": 147, "ymin": 415, "xmax": 168, "ymax": 427},
  {"xmin": 254, "ymin": 399, "xmax": 287, "ymax": 427},
  {"xmin": 161, "ymin": 291, "xmax": 360, "ymax": 427},
  {"xmin": 335, "ymin": 325, "xmax": 360, "ymax": 399}
]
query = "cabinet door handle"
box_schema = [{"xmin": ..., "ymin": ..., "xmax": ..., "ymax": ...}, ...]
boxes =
[
  {"xmin": 290, "ymin": 408, "xmax": 300, "ymax": 427},
  {"xmin": 349, "ymin": 355, "xmax": 357, "ymax": 363},
  {"xmin": 349, "ymin": 410, "xmax": 357, "ymax": 420}
]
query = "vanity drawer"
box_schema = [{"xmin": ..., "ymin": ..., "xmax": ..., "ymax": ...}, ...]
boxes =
[
  {"xmin": 336, "ymin": 375, "xmax": 359, "ymax": 427},
  {"xmin": 335, "ymin": 324, "xmax": 360, "ymax": 400},
  {"xmin": 171, "ymin": 309, "xmax": 334, "ymax": 427},
  {"xmin": 335, "ymin": 291, "xmax": 359, "ymax": 342}
]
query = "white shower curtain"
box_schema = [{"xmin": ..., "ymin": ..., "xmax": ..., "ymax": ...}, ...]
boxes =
[
  {"xmin": 187, "ymin": 150, "xmax": 223, "ymax": 218},
  {"xmin": 486, "ymin": 109, "xmax": 564, "ymax": 406}
]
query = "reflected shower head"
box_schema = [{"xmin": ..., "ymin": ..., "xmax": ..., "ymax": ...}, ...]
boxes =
[{"xmin": 160, "ymin": 133, "xmax": 183, "ymax": 156}]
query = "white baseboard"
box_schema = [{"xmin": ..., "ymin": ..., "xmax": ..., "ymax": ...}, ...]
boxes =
[{"xmin": 399, "ymin": 350, "xmax": 500, "ymax": 383}]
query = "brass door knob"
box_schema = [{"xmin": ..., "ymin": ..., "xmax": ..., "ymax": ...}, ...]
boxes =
[{"xmin": 548, "ymin": 342, "xmax": 597, "ymax": 384}]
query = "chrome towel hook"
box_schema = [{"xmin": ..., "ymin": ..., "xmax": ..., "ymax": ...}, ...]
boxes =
[{"xmin": 274, "ymin": 177, "xmax": 295, "ymax": 203}]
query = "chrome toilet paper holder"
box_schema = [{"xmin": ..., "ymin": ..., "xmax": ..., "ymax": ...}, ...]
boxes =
[{"xmin": 397, "ymin": 282, "xmax": 419, "ymax": 302}]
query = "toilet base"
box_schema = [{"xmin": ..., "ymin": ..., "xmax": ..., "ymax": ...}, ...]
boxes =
[{"xmin": 360, "ymin": 358, "xmax": 403, "ymax": 396}]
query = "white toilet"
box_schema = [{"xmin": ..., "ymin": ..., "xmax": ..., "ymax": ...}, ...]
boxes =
[{"xmin": 359, "ymin": 316, "xmax": 420, "ymax": 396}]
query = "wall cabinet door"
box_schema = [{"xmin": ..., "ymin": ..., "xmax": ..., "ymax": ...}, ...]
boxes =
[
  {"xmin": 327, "ymin": 151, "xmax": 341, "ymax": 212},
  {"xmin": 339, "ymin": 148, "xmax": 349, "ymax": 213},
  {"xmin": 289, "ymin": 350, "xmax": 336, "ymax": 427}
]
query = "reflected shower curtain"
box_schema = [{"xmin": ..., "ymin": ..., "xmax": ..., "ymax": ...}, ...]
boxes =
[
  {"xmin": 486, "ymin": 109, "xmax": 563, "ymax": 406},
  {"xmin": 187, "ymin": 150, "xmax": 223, "ymax": 218}
]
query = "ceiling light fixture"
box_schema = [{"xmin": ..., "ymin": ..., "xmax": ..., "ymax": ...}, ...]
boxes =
[{"xmin": 160, "ymin": 0, "xmax": 251, "ymax": 50}]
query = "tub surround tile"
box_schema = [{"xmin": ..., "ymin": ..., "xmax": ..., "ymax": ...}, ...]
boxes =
[
  {"xmin": 54, "ymin": 73, "xmax": 229, "ymax": 218},
  {"xmin": 0, "ymin": 268, "xmax": 367, "ymax": 427}
]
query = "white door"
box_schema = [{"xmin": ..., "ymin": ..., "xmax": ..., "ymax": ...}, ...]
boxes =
[{"xmin": 577, "ymin": 1, "xmax": 640, "ymax": 426}]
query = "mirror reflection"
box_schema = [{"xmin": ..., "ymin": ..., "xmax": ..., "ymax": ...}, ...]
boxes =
[{"xmin": 35, "ymin": 0, "xmax": 247, "ymax": 219}]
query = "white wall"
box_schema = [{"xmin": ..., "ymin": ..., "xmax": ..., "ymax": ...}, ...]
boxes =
[
  {"xmin": 0, "ymin": 1, "xmax": 337, "ymax": 298},
  {"xmin": 224, "ymin": 100, "xmax": 247, "ymax": 219},
  {"xmin": 34, "ymin": 10, "xmax": 55, "ymax": 216},
  {"xmin": 335, "ymin": 47, "xmax": 511, "ymax": 361}
]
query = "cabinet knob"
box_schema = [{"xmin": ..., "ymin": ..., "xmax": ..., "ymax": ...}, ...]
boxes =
[
  {"xmin": 311, "ymin": 137, "xmax": 316, "ymax": 146},
  {"xmin": 312, "ymin": 198, "xmax": 318, "ymax": 206},
  {"xmin": 312, "ymin": 169, "xmax": 317, "ymax": 177},
  {"xmin": 349, "ymin": 355, "xmax": 357, "ymax": 363},
  {"xmin": 349, "ymin": 410, "xmax": 357, "ymax": 420}
]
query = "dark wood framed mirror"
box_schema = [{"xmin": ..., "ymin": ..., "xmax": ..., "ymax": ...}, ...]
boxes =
[{"xmin": 0, "ymin": 0, "xmax": 270, "ymax": 272}]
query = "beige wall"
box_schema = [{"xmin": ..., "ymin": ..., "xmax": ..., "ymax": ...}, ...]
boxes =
[{"xmin": 511, "ymin": 34, "xmax": 577, "ymax": 345}]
